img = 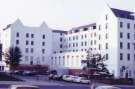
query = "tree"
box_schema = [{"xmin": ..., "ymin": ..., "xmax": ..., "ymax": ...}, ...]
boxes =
[
  {"xmin": 3, "ymin": 46, "xmax": 22, "ymax": 71},
  {"xmin": 81, "ymin": 48, "xmax": 110, "ymax": 78}
]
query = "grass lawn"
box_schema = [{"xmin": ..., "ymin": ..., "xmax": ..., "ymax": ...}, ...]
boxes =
[{"xmin": 0, "ymin": 72, "xmax": 22, "ymax": 81}]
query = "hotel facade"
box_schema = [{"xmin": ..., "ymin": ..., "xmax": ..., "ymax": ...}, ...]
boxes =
[{"xmin": 0, "ymin": 6, "xmax": 135, "ymax": 78}]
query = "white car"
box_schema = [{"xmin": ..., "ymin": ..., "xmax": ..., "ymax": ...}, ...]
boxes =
[
  {"xmin": 72, "ymin": 76, "xmax": 81, "ymax": 83},
  {"xmin": 95, "ymin": 86, "xmax": 121, "ymax": 89},
  {"xmin": 10, "ymin": 85, "xmax": 39, "ymax": 89},
  {"xmin": 80, "ymin": 77, "xmax": 91, "ymax": 84},
  {"xmin": 62, "ymin": 75, "xmax": 76, "ymax": 82}
]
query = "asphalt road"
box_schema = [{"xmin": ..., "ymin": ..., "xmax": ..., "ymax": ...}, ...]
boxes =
[
  {"xmin": 0, "ymin": 75, "xmax": 135, "ymax": 89},
  {"xmin": 0, "ymin": 84, "xmax": 90, "ymax": 89},
  {"xmin": 1, "ymin": 84, "xmax": 135, "ymax": 89}
]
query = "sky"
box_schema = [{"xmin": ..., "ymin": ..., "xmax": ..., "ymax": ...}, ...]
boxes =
[{"xmin": 0, "ymin": 0, "xmax": 135, "ymax": 30}]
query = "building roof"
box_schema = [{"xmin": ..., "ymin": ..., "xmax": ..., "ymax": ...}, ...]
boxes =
[
  {"xmin": 68, "ymin": 23, "xmax": 96, "ymax": 34},
  {"xmin": 111, "ymin": 8, "xmax": 135, "ymax": 20},
  {"xmin": 53, "ymin": 30, "xmax": 67, "ymax": 34}
]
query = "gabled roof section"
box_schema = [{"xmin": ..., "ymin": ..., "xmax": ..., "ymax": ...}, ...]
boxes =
[{"xmin": 111, "ymin": 8, "xmax": 135, "ymax": 20}]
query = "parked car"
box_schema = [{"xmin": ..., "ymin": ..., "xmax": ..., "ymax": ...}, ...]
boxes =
[
  {"xmin": 62, "ymin": 75, "xmax": 75, "ymax": 82},
  {"xmin": 80, "ymin": 77, "xmax": 91, "ymax": 84},
  {"xmin": 95, "ymin": 86, "xmax": 121, "ymax": 89},
  {"xmin": 10, "ymin": 85, "xmax": 40, "ymax": 89},
  {"xmin": 72, "ymin": 76, "xmax": 82, "ymax": 83},
  {"xmin": 72, "ymin": 76, "xmax": 91, "ymax": 84},
  {"xmin": 23, "ymin": 71, "xmax": 33, "ymax": 76},
  {"xmin": 48, "ymin": 74, "xmax": 62, "ymax": 80}
]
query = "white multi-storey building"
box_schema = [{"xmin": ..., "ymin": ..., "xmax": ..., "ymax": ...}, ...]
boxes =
[
  {"xmin": 0, "ymin": 19, "xmax": 53, "ymax": 71},
  {"xmin": 52, "ymin": 7, "xmax": 135, "ymax": 78},
  {"xmin": 0, "ymin": 6, "xmax": 135, "ymax": 78}
]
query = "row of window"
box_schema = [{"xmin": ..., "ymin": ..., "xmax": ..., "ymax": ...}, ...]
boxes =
[
  {"xmin": 66, "ymin": 41, "xmax": 97, "ymax": 48},
  {"xmin": 120, "ymin": 53, "xmax": 135, "ymax": 61},
  {"xmin": 52, "ymin": 53, "xmax": 109, "ymax": 60},
  {"xmin": 120, "ymin": 42, "xmax": 135, "ymax": 50},
  {"xmin": 16, "ymin": 40, "xmax": 45, "ymax": 46},
  {"xmin": 16, "ymin": 32, "xmax": 46, "ymax": 39},
  {"xmin": 66, "ymin": 33, "xmax": 97, "ymax": 41},
  {"xmin": 120, "ymin": 32, "xmax": 135, "ymax": 40},
  {"xmin": 120, "ymin": 22, "xmax": 135, "ymax": 29},
  {"xmin": 25, "ymin": 48, "xmax": 45, "ymax": 54}
]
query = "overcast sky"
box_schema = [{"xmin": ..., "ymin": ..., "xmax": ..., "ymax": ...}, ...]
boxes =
[{"xmin": 0, "ymin": 0, "xmax": 135, "ymax": 30}]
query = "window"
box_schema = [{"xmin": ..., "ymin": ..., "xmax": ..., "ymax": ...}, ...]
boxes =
[
  {"xmin": 120, "ymin": 22, "xmax": 123, "ymax": 28},
  {"xmin": 127, "ymin": 33, "xmax": 130, "ymax": 39},
  {"xmin": 85, "ymin": 42, "xmax": 87, "ymax": 46},
  {"xmin": 60, "ymin": 44, "xmax": 62, "ymax": 48},
  {"xmin": 85, "ymin": 34, "xmax": 87, "ymax": 38},
  {"xmin": 81, "ymin": 35, "xmax": 83, "ymax": 39},
  {"xmin": 120, "ymin": 53, "xmax": 123, "ymax": 60},
  {"xmin": 99, "ymin": 25, "xmax": 101, "ymax": 30},
  {"xmin": 91, "ymin": 40, "xmax": 93, "ymax": 45},
  {"xmin": 134, "ymin": 24, "xmax": 135, "ymax": 30},
  {"xmin": 133, "ymin": 44, "xmax": 135, "ymax": 50},
  {"xmin": 43, "ymin": 34, "xmax": 45, "ymax": 39},
  {"xmin": 73, "ymin": 36, "xmax": 75, "ymax": 40},
  {"xmin": 105, "ymin": 14, "xmax": 108, "ymax": 20},
  {"xmin": 105, "ymin": 23, "xmax": 108, "ymax": 29},
  {"xmin": 106, "ymin": 54, "xmax": 108, "ymax": 60},
  {"xmin": 127, "ymin": 23, "xmax": 130, "ymax": 29},
  {"xmin": 73, "ymin": 43, "xmax": 75, "ymax": 47},
  {"xmin": 16, "ymin": 40, "xmax": 19, "ymax": 45},
  {"xmin": 105, "ymin": 33, "xmax": 108, "ymax": 39},
  {"xmin": 84, "ymin": 28, "xmax": 88, "ymax": 31},
  {"xmin": 76, "ymin": 36, "xmax": 78, "ymax": 40},
  {"xmin": 60, "ymin": 33, "xmax": 62, "ymax": 36},
  {"xmin": 31, "ymin": 48, "xmax": 34, "ymax": 53},
  {"xmin": 26, "ymin": 40, "xmax": 29, "ymax": 45},
  {"xmin": 81, "ymin": 42, "xmax": 83, "ymax": 46},
  {"xmin": 26, "ymin": 33, "xmax": 29, "ymax": 38},
  {"xmin": 42, "ymin": 49, "xmax": 45, "ymax": 54},
  {"xmin": 127, "ymin": 43, "xmax": 130, "ymax": 49},
  {"xmin": 99, "ymin": 44, "xmax": 101, "ymax": 50},
  {"xmin": 76, "ymin": 43, "xmax": 78, "ymax": 47},
  {"xmin": 16, "ymin": 32, "xmax": 19, "ymax": 37},
  {"xmin": 93, "ymin": 26, "xmax": 96, "ymax": 29},
  {"xmin": 60, "ymin": 38, "xmax": 62, "ymax": 42},
  {"xmin": 42, "ymin": 42, "xmax": 45, "ymax": 46},
  {"xmin": 25, "ymin": 48, "xmax": 29, "ymax": 53},
  {"xmin": 106, "ymin": 43, "xmax": 108, "ymax": 49},
  {"xmin": 94, "ymin": 40, "xmax": 96, "ymax": 45},
  {"xmin": 127, "ymin": 53, "xmax": 130, "ymax": 61},
  {"xmin": 120, "ymin": 42, "xmax": 123, "ymax": 49},
  {"xmin": 99, "ymin": 35, "xmax": 101, "ymax": 40},
  {"xmin": 129, "ymin": 70, "xmax": 132, "ymax": 77},
  {"xmin": 31, "ymin": 34, "xmax": 34, "ymax": 38},
  {"xmin": 69, "ymin": 44, "xmax": 71, "ymax": 47},
  {"xmin": 31, "ymin": 41, "xmax": 34, "ymax": 45},
  {"xmin": 120, "ymin": 32, "xmax": 123, "ymax": 38}
]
